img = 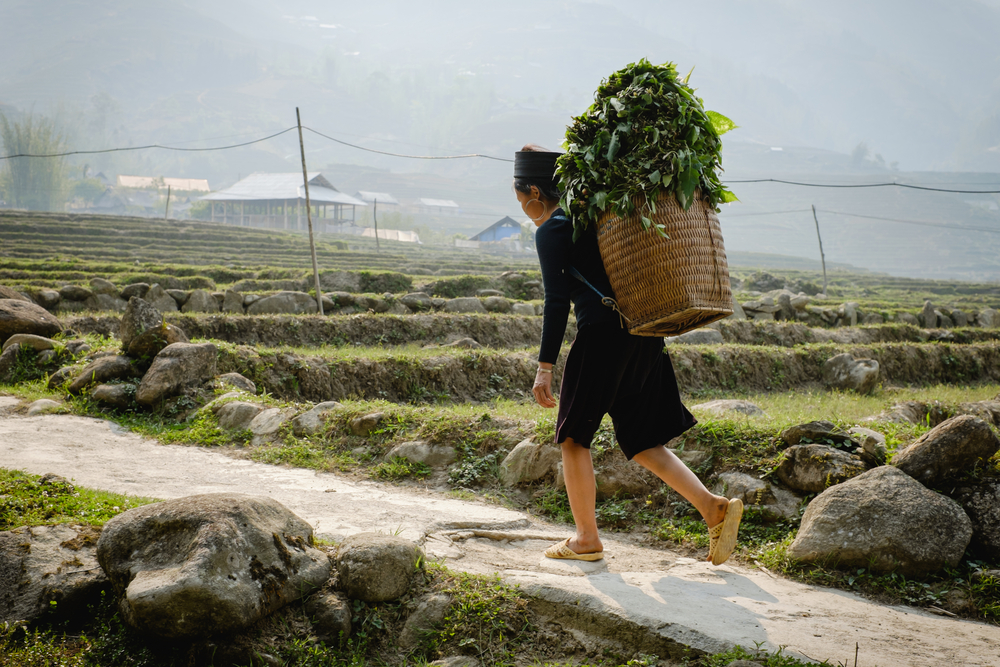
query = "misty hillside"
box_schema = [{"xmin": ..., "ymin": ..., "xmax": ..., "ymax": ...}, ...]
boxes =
[{"xmin": 1, "ymin": 0, "xmax": 999, "ymax": 280}]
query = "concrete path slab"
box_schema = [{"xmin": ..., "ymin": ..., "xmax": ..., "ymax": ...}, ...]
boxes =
[{"xmin": 2, "ymin": 396, "xmax": 999, "ymax": 666}]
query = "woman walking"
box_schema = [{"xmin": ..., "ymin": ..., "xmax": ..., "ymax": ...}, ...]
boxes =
[{"xmin": 514, "ymin": 146, "xmax": 742, "ymax": 565}]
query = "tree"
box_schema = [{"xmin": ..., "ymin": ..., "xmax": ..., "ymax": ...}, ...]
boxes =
[{"xmin": 0, "ymin": 111, "xmax": 69, "ymax": 211}]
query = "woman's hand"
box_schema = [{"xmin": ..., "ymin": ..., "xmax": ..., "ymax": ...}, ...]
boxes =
[{"xmin": 533, "ymin": 365, "xmax": 557, "ymax": 408}]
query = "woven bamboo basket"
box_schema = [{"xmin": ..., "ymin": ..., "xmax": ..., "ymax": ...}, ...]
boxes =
[{"xmin": 596, "ymin": 192, "xmax": 732, "ymax": 336}]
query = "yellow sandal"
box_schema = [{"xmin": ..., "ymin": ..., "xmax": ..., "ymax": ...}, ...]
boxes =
[{"xmin": 707, "ymin": 498, "xmax": 743, "ymax": 566}]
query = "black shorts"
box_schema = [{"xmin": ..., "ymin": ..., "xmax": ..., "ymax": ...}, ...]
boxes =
[{"xmin": 555, "ymin": 322, "xmax": 696, "ymax": 460}]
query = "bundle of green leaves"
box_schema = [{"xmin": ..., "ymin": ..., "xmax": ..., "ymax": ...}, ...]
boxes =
[{"xmin": 557, "ymin": 59, "xmax": 737, "ymax": 236}]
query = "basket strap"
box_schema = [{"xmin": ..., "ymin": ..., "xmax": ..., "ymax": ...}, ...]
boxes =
[{"xmin": 568, "ymin": 266, "xmax": 631, "ymax": 325}]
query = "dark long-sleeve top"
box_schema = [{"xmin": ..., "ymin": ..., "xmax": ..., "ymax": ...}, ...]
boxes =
[{"xmin": 535, "ymin": 209, "xmax": 619, "ymax": 363}]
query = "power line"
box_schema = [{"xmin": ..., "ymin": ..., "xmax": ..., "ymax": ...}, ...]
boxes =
[
  {"xmin": 821, "ymin": 208, "xmax": 1000, "ymax": 235},
  {"xmin": 0, "ymin": 127, "xmax": 300, "ymax": 161},
  {"xmin": 724, "ymin": 178, "xmax": 1000, "ymax": 194},
  {"xmin": 303, "ymin": 127, "xmax": 513, "ymax": 162}
]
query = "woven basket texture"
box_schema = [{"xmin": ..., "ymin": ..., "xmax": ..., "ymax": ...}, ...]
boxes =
[{"xmin": 596, "ymin": 192, "xmax": 733, "ymax": 336}]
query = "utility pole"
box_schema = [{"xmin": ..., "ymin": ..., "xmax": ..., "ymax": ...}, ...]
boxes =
[
  {"xmin": 811, "ymin": 204, "xmax": 828, "ymax": 296},
  {"xmin": 296, "ymin": 107, "xmax": 324, "ymax": 316},
  {"xmin": 373, "ymin": 198, "xmax": 380, "ymax": 253},
  {"xmin": 164, "ymin": 185, "xmax": 171, "ymax": 220}
]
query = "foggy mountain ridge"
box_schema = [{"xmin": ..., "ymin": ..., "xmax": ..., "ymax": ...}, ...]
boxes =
[{"xmin": 2, "ymin": 0, "xmax": 1000, "ymax": 280}]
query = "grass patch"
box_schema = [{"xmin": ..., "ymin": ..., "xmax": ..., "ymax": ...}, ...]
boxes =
[
  {"xmin": 0, "ymin": 468, "xmax": 154, "ymax": 530},
  {"xmin": 371, "ymin": 456, "xmax": 432, "ymax": 480}
]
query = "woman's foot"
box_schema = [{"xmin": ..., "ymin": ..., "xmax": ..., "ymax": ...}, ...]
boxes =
[
  {"xmin": 704, "ymin": 494, "xmax": 731, "ymax": 529},
  {"xmin": 706, "ymin": 498, "xmax": 744, "ymax": 565},
  {"xmin": 566, "ymin": 535, "xmax": 603, "ymax": 555}
]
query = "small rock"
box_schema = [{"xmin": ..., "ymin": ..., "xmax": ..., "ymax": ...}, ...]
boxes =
[
  {"xmin": 400, "ymin": 292, "xmax": 433, "ymax": 311},
  {"xmin": 895, "ymin": 312, "xmax": 920, "ymax": 326},
  {"xmin": 0, "ymin": 286, "xmax": 29, "ymax": 302},
  {"xmin": 166, "ymin": 289, "xmax": 190, "ymax": 306},
  {"xmin": 921, "ymin": 300, "xmax": 937, "ymax": 328},
  {"xmin": 120, "ymin": 283, "xmax": 150, "ymax": 300},
  {"xmin": 292, "ymin": 401, "xmax": 344, "ymax": 436},
  {"xmin": 713, "ymin": 472, "xmax": 801, "ymax": 521},
  {"xmin": 443, "ymin": 297, "xmax": 487, "ymax": 314},
  {"xmin": 482, "ymin": 296, "xmax": 512, "ymax": 313},
  {"xmin": 33, "ymin": 289, "xmax": 61, "ymax": 309},
  {"xmin": 327, "ymin": 292, "xmax": 355, "ymax": 308},
  {"xmin": 336, "ymin": 533, "xmax": 424, "ymax": 602},
  {"xmin": 952, "ymin": 480, "xmax": 1000, "ymax": 557},
  {"xmin": 305, "ymin": 592, "xmax": 352, "ymax": 644},
  {"xmin": 386, "ymin": 441, "xmax": 457, "ymax": 468},
  {"xmin": 68, "ymin": 355, "xmax": 137, "ymax": 394},
  {"xmin": 2, "ymin": 333, "xmax": 56, "ymax": 352},
  {"xmin": 821, "ymin": 353, "xmax": 879, "ymax": 394},
  {"xmin": 691, "ymin": 399, "xmax": 764, "ymax": 417},
  {"xmin": 135, "ymin": 343, "xmax": 218, "ymax": 406},
  {"xmin": 217, "ymin": 372, "xmax": 256, "ymax": 394},
  {"xmin": 431, "ymin": 298, "xmax": 447, "ymax": 310},
  {"xmin": 476, "ymin": 289, "xmax": 504, "ymax": 297},
  {"xmin": 952, "ymin": 309, "xmax": 969, "ymax": 327},
  {"xmin": 59, "ymin": 285, "xmax": 92, "ymax": 302},
  {"xmin": 146, "ymin": 284, "xmax": 179, "ymax": 313},
  {"xmin": 500, "ymin": 439, "xmax": 562, "ymax": 485},
  {"xmin": 668, "ymin": 328, "xmax": 725, "ymax": 345},
  {"xmin": 26, "ymin": 398, "xmax": 63, "ymax": 416},
  {"xmin": 119, "ymin": 297, "xmax": 163, "ymax": 351},
  {"xmin": 248, "ymin": 291, "xmax": 317, "ymax": 315},
  {"xmin": 89, "ymin": 278, "xmax": 118, "ymax": 296},
  {"xmin": 351, "ymin": 412, "xmax": 384, "ymax": 436},
  {"xmin": 978, "ymin": 308, "xmax": 999, "ymax": 328},
  {"xmin": 85, "ymin": 293, "xmax": 128, "ymax": 312},
  {"xmin": 249, "ymin": 408, "xmax": 290, "ymax": 437},
  {"xmin": 429, "ymin": 658, "xmax": 481, "ymax": 667},
  {"xmin": 0, "ymin": 343, "xmax": 20, "ymax": 382},
  {"xmin": 511, "ymin": 302, "xmax": 536, "ymax": 316},
  {"xmin": 47, "ymin": 365, "xmax": 78, "ymax": 390},
  {"xmin": 222, "ymin": 290, "xmax": 244, "ymax": 314},
  {"xmin": 776, "ymin": 444, "xmax": 868, "ymax": 493},
  {"xmin": 243, "ymin": 294, "xmax": 261, "ymax": 307},
  {"xmin": 788, "ymin": 466, "xmax": 972, "ymax": 576},
  {"xmin": 442, "ymin": 337, "xmax": 482, "ymax": 349},
  {"xmin": 849, "ymin": 426, "xmax": 889, "ymax": 465},
  {"xmin": 91, "ymin": 383, "xmax": 135, "ymax": 409},
  {"xmin": 126, "ymin": 323, "xmax": 190, "ymax": 360},
  {"xmin": 892, "ymin": 415, "xmax": 1000, "ymax": 487},
  {"xmin": 182, "ymin": 289, "xmax": 220, "ymax": 313},
  {"xmin": 400, "ymin": 593, "xmax": 452, "ymax": 649},
  {"xmin": 780, "ymin": 420, "xmax": 857, "ymax": 447},
  {"xmin": 216, "ymin": 402, "xmax": 264, "ymax": 431},
  {"xmin": 0, "ymin": 524, "xmax": 107, "ymax": 625},
  {"xmin": 0, "ymin": 298, "xmax": 63, "ymax": 345}
]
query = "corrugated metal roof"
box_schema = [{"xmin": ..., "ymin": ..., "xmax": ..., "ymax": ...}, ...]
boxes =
[
  {"xmin": 355, "ymin": 191, "xmax": 400, "ymax": 205},
  {"xmin": 201, "ymin": 173, "xmax": 366, "ymax": 206},
  {"xmin": 418, "ymin": 198, "xmax": 459, "ymax": 208}
]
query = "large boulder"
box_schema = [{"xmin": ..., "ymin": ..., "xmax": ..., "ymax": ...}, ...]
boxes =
[
  {"xmin": 135, "ymin": 342, "xmax": 218, "ymax": 406},
  {"xmin": 500, "ymin": 439, "xmax": 561, "ymax": 486},
  {"xmin": 215, "ymin": 401, "xmax": 264, "ymax": 431},
  {"xmin": 1, "ymin": 523, "xmax": 108, "ymax": 624},
  {"xmin": 97, "ymin": 494, "xmax": 330, "ymax": 638},
  {"xmin": 952, "ymin": 480, "xmax": 1000, "ymax": 557},
  {"xmin": 59, "ymin": 285, "xmax": 92, "ymax": 302},
  {"xmin": 182, "ymin": 289, "xmax": 220, "ymax": 313},
  {"xmin": 145, "ymin": 284, "xmax": 179, "ymax": 313},
  {"xmin": 400, "ymin": 292, "xmax": 433, "ymax": 312},
  {"xmin": 335, "ymin": 533, "xmax": 423, "ymax": 602},
  {"xmin": 120, "ymin": 283, "xmax": 150, "ymax": 300},
  {"xmin": 68, "ymin": 355, "xmax": 138, "ymax": 394},
  {"xmin": 248, "ymin": 291, "xmax": 317, "ymax": 315},
  {"xmin": 119, "ymin": 297, "xmax": 163, "ymax": 351},
  {"xmin": 222, "ymin": 290, "xmax": 244, "ymax": 314},
  {"xmin": 821, "ymin": 353, "xmax": 879, "ymax": 394},
  {"xmin": 482, "ymin": 296, "xmax": 511, "ymax": 313},
  {"xmin": 775, "ymin": 444, "xmax": 868, "ymax": 494},
  {"xmin": 85, "ymin": 293, "xmax": 128, "ymax": 312},
  {"xmin": 0, "ymin": 298, "xmax": 62, "ymax": 345},
  {"xmin": 90, "ymin": 277, "xmax": 118, "ymax": 296},
  {"xmin": 892, "ymin": 415, "xmax": 1000, "ymax": 487},
  {"xmin": 126, "ymin": 323, "xmax": 190, "ymax": 360},
  {"xmin": 788, "ymin": 466, "xmax": 972, "ymax": 576},
  {"xmin": 0, "ymin": 285, "xmax": 30, "ymax": 301}
]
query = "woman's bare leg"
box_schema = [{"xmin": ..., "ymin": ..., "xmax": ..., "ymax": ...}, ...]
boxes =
[
  {"xmin": 560, "ymin": 437, "xmax": 603, "ymax": 554},
  {"xmin": 632, "ymin": 446, "xmax": 729, "ymax": 527}
]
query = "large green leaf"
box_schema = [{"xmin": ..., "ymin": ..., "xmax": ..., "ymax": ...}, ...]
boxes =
[{"xmin": 706, "ymin": 110, "xmax": 738, "ymax": 136}]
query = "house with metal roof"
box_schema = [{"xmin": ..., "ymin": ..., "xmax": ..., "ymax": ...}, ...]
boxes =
[
  {"xmin": 354, "ymin": 191, "xmax": 399, "ymax": 206},
  {"xmin": 470, "ymin": 216, "xmax": 523, "ymax": 243},
  {"xmin": 201, "ymin": 173, "xmax": 366, "ymax": 230}
]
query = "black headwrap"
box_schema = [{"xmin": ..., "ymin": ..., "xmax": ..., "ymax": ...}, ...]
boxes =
[{"xmin": 513, "ymin": 151, "xmax": 561, "ymax": 185}]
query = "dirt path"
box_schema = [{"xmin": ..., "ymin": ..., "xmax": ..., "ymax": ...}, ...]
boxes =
[{"xmin": 2, "ymin": 395, "xmax": 998, "ymax": 666}]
